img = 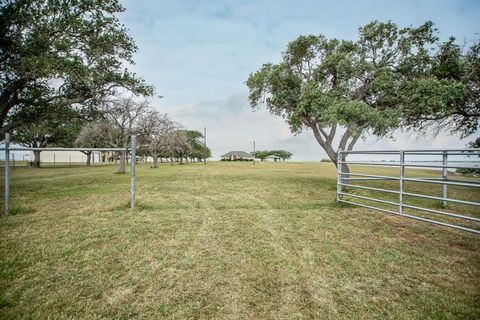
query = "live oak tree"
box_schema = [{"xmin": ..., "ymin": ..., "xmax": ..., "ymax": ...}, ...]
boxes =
[
  {"xmin": 137, "ymin": 110, "xmax": 177, "ymax": 168},
  {"xmin": 184, "ymin": 130, "xmax": 209, "ymax": 163},
  {"xmin": 12, "ymin": 106, "xmax": 83, "ymax": 167},
  {"xmin": 251, "ymin": 150, "xmax": 270, "ymax": 161},
  {"xmin": 173, "ymin": 130, "xmax": 202, "ymax": 164},
  {"xmin": 102, "ymin": 97, "xmax": 149, "ymax": 173},
  {"xmin": 247, "ymin": 21, "xmax": 444, "ymax": 171},
  {"xmin": 400, "ymin": 38, "xmax": 480, "ymax": 139},
  {"xmin": 0, "ymin": 0, "xmax": 154, "ymax": 139},
  {"xmin": 75, "ymin": 121, "xmax": 110, "ymax": 166},
  {"xmin": 251, "ymin": 150, "xmax": 292, "ymax": 161},
  {"xmin": 163, "ymin": 130, "xmax": 189, "ymax": 165},
  {"xmin": 271, "ymin": 150, "xmax": 293, "ymax": 162}
]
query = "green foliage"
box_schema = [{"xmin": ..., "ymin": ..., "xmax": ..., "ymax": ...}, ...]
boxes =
[
  {"xmin": 251, "ymin": 150, "xmax": 270, "ymax": 160},
  {"xmin": 11, "ymin": 106, "xmax": 84, "ymax": 148},
  {"xmin": 251, "ymin": 149, "xmax": 293, "ymax": 161},
  {"xmin": 0, "ymin": 0, "xmax": 154, "ymax": 138},
  {"xmin": 400, "ymin": 37, "xmax": 480, "ymax": 137},
  {"xmin": 247, "ymin": 21, "xmax": 478, "ymax": 164},
  {"xmin": 456, "ymin": 167, "xmax": 480, "ymax": 175},
  {"xmin": 174, "ymin": 130, "xmax": 211, "ymax": 162}
]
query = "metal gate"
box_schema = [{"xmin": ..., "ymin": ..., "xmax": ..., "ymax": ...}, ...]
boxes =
[{"xmin": 336, "ymin": 149, "xmax": 480, "ymax": 234}]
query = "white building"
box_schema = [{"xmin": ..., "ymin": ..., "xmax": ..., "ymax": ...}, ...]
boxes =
[{"xmin": 28, "ymin": 151, "xmax": 101, "ymax": 164}]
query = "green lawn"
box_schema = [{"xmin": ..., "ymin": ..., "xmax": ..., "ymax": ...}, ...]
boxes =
[{"xmin": 0, "ymin": 162, "xmax": 479, "ymax": 319}]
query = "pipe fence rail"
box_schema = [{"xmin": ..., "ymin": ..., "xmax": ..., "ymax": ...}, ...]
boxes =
[
  {"xmin": 1, "ymin": 133, "xmax": 137, "ymax": 214},
  {"xmin": 336, "ymin": 148, "xmax": 480, "ymax": 234}
]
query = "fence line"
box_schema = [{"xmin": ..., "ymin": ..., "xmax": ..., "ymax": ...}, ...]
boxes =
[
  {"xmin": 336, "ymin": 149, "xmax": 480, "ymax": 234},
  {"xmin": 1, "ymin": 133, "xmax": 137, "ymax": 214}
]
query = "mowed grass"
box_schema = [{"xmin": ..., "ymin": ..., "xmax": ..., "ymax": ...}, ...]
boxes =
[{"xmin": 0, "ymin": 162, "xmax": 479, "ymax": 319}]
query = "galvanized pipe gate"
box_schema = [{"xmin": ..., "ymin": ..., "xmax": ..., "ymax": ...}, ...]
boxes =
[
  {"xmin": 336, "ymin": 149, "xmax": 480, "ymax": 234},
  {"xmin": 2, "ymin": 133, "xmax": 137, "ymax": 214}
]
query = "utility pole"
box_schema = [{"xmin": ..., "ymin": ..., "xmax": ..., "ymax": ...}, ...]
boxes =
[
  {"xmin": 204, "ymin": 127, "xmax": 207, "ymax": 165},
  {"xmin": 253, "ymin": 140, "xmax": 256, "ymax": 165}
]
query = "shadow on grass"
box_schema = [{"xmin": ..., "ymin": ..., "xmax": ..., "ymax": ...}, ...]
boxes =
[
  {"xmin": 7, "ymin": 207, "xmax": 37, "ymax": 216},
  {"xmin": 109, "ymin": 202, "xmax": 157, "ymax": 212}
]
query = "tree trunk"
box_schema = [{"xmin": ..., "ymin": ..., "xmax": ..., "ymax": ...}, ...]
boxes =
[
  {"xmin": 153, "ymin": 156, "xmax": 158, "ymax": 168},
  {"xmin": 118, "ymin": 151, "xmax": 126, "ymax": 173},
  {"xmin": 33, "ymin": 150, "xmax": 41, "ymax": 168},
  {"xmin": 83, "ymin": 151, "xmax": 92, "ymax": 166}
]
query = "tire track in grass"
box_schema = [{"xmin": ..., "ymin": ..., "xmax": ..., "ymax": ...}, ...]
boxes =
[{"xmin": 242, "ymin": 183, "xmax": 339, "ymax": 318}]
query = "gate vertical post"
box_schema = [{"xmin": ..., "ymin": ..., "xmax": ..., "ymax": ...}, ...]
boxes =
[
  {"xmin": 337, "ymin": 149, "xmax": 343, "ymax": 202},
  {"xmin": 253, "ymin": 140, "xmax": 255, "ymax": 165},
  {"xmin": 399, "ymin": 151, "xmax": 405, "ymax": 214},
  {"xmin": 4, "ymin": 133, "xmax": 10, "ymax": 215},
  {"xmin": 130, "ymin": 135, "xmax": 137, "ymax": 209},
  {"xmin": 442, "ymin": 151, "xmax": 448, "ymax": 208}
]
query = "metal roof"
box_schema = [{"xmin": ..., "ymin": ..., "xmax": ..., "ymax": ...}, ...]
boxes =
[{"xmin": 220, "ymin": 151, "xmax": 253, "ymax": 158}]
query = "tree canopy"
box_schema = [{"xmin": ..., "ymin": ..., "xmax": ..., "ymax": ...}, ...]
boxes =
[
  {"xmin": 0, "ymin": 0, "xmax": 154, "ymax": 138},
  {"xmin": 400, "ymin": 38, "xmax": 480, "ymax": 137},
  {"xmin": 252, "ymin": 149, "xmax": 292, "ymax": 161},
  {"xmin": 247, "ymin": 21, "xmax": 479, "ymax": 167},
  {"xmin": 11, "ymin": 105, "xmax": 83, "ymax": 167}
]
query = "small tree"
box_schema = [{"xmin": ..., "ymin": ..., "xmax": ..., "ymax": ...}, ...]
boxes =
[
  {"xmin": 102, "ymin": 97, "xmax": 150, "ymax": 173},
  {"xmin": 75, "ymin": 122, "xmax": 110, "ymax": 166},
  {"xmin": 137, "ymin": 111, "xmax": 177, "ymax": 168},
  {"xmin": 164, "ymin": 130, "xmax": 189, "ymax": 165},
  {"xmin": 251, "ymin": 150, "xmax": 270, "ymax": 161},
  {"xmin": 271, "ymin": 150, "xmax": 293, "ymax": 161}
]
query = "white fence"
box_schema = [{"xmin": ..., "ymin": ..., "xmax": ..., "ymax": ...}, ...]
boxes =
[{"xmin": 337, "ymin": 149, "xmax": 480, "ymax": 234}]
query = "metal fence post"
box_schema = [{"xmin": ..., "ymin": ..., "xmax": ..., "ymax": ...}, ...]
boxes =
[
  {"xmin": 399, "ymin": 150, "xmax": 405, "ymax": 214},
  {"xmin": 337, "ymin": 149, "xmax": 343, "ymax": 202},
  {"xmin": 4, "ymin": 133, "xmax": 10, "ymax": 215},
  {"xmin": 204, "ymin": 127, "xmax": 207, "ymax": 165},
  {"xmin": 130, "ymin": 135, "xmax": 136, "ymax": 209},
  {"xmin": 442, "ymin": 151, "xmax": 448, "ymax": 208},
  {"xmin": 253, "ymin": 140, "xmax": 255, "ymax": 165}
]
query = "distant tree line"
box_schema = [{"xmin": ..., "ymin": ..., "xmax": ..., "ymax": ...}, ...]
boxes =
[
  {"xmin": 251, "ymin": 150, "xmax": 293, "ymax": 161},
  {"xmin": 20, "ymin": 96, "xmax": 211, "ymax": 171}
]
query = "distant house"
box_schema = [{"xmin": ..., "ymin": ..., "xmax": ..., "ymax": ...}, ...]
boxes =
[
  {"xmin": 221, "ymin": 151, "xmax": 254, "ymax": 161},
  {"xmin": 264, "ymin": 155, "xmax": 281, "ymax": 162}
]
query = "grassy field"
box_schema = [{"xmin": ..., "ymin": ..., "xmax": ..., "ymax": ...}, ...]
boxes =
[{"xmin": 0, "ymin": 162, "xmax": 479, "ymax": 319}]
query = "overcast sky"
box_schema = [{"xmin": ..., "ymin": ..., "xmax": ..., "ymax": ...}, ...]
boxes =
[{"xmin": 119, "ymin": 0, "xmax": 480, "ymax": 160}]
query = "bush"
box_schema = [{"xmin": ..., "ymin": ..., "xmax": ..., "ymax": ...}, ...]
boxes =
[{"xmin": 456, "ymin": 168, "xmax": 480, "ymax": 175}]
